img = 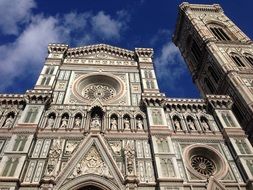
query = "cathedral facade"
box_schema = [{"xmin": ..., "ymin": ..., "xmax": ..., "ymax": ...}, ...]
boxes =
[{"xmin": 0, "ymin": 3, "xmax": 253, "ymax": 190}]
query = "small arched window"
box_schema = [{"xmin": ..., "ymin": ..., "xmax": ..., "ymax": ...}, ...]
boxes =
[
  {"xmin": 230, "ymin": 54, "xmax": 245, "ymax": 67},
  {"xmin": 209, "ymin": 25, "xmax": 231, "ymax": 41},
  {"xmin": 244, "ymin": 54, "xmax": 253, "ymax": 65}
]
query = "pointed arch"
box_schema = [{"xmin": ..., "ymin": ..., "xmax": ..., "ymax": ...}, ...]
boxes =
[
  {"xmin": 207, "ymin": 21, "xmax": 232, "ymax": 41},
  {"xmin": 58, "ymin": 175, "xmax": 120, "ymax": 190}
]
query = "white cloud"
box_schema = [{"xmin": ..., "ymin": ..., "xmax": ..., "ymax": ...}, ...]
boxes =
[
  {"xmin": 154, "ymin": 42, "xmax": 186, "ymax": 88},
  {"xmin": 63, "ymin": 12, "xmax": 90, "ymax": 31},
  {"xmin": 0, "ymin": 16, "xmax": 61, "ymax": 90},
  {"xmin": 0, "ymin": 9, "xmax": 130, "ymax": 91},
  {"xmin": 91, "ymin": 11, "xmax": 123, "ymax": 40},
  {"xmin": 0, "ymin": 0, "xmax": 36, "ymax": 35}
]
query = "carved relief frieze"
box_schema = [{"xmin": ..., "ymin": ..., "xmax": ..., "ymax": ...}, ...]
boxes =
[{"xmin": 70, "ymin": 146, "xmax": 112, "ymax": 179}]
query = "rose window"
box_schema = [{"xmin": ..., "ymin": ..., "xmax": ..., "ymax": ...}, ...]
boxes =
[
  {"xmin": 72, "ymin": 73, "xmax": 124, "ymax": 103},
  {"xmin": 183, "ymin": 144, "xmax": 228, "ymax": 179},
  {"xmin": 191, "ymin": 156, "xmax": 216, "ymax": 176},
  {"xmin": 82, "ymin": 84, "xmax": 116, "ymax": 101}
]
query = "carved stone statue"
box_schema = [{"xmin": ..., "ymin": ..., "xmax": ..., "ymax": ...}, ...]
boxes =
[
  {"xmin": 46, "ymin": 116, "xmax": 55, "ymax": 128},
  {"xmin": 136, "ymin": 118, "xmax": 143, "ymax": 130},
  {"xmin": 74, "ymin": 117, "xmax": 81, "ymax": 128},
  {"xmin": 188, "ymin": 119, "xmax": 196, "ymax": 130},
  {"xmin": 3, "ymin": 115, "xmax": 14, "ymax": 128},
  {"xmin": 60, "ymin": 116, "xmax": 68, "ymax": 128},
  {"xmin": 202, "ymin": 120, "xmax": 210, "ymax": 131},
  {"xmin": 110, "ymin": 117, "xmax": 117, "ymax": 130},
  {"xmin": 90, "ymin": 114, "xmax": 101, "ymax": 128},
  {"xmin": 174, "ymin": 118, "xmax": 182, "ymax": 130},
  {"xmin": 124, "ymin": 118, "xmax": 131, "ymax": 130}
]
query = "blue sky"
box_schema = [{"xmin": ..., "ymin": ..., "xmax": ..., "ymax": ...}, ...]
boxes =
[{"xmin": 0, "ymin": 0, "xmax": 252, "ymax": 98}]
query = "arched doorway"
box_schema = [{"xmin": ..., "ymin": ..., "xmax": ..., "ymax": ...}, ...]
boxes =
[{"xmin": 78, "ymin": 185, "xmax": 103, "ymax": 190}]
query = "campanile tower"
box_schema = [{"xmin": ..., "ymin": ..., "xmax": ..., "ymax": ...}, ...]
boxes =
[{"xmin": 173, "ymin": 3, "xmax": 253, "ymax": 141}]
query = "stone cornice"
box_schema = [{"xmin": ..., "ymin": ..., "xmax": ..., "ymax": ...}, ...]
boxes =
[
  {"xmin": 165, "ymin": 98, "xmax": 206, "ymax": 112},
  {"xmin": 206, "ymin": 94, "xmax": 233, "ymax": 110},
  {"xmin": 25, "ymin": 90, "xmax": 53, "ymax": 105},
  {"xmin": 180, "ymin": 2, "xmax": 223, "ymax": 13},
  {"xmin": 66, "ymin": 44, "xmax": 136, "ymax": 60},
  {"xmin": 48, "ymin": 43, "xmax": 68, "ymax": 54},
  {"xmin": 0, "ymin": 94, "xmax": 25, "ymax": 107},
  {"xmin": 135, "ymin": 48, "xmax": 154, "ymax": 58},
  {"xmin": 142, "ymin": 93, "xmax": 166, "ymax": 106}
]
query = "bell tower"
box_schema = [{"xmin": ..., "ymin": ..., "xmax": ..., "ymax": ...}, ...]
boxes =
[{"xmin": 173, "ymin": 2, "xmax": 253, "ymax": 141}]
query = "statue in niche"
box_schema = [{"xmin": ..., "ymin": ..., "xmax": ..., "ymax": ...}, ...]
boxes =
[
  {"xmin": 74, "ymin": 117, "xmax": 81, "ymax": 128},
  {"xmin": 173, "ymin": 117, "xmax": 182, "ymax": 130},
  {"xmin": 46, "ymin": 116, "xmax": 55, "ymax": 128},
  {"xmin": 187, "ymin": 118, "xmax": 196, "ymax": 131},
  {"xmin": 3, "ymin": 115, "xmax": 14, "ymax": 128},
  {"xmin": 124, "ymin": 118, "xmax": 131, "ymax": 130},
  {"xmin": 136, "ymin": 118, "xmax": 143, "ymax": 130},
  {"xmin": 60, "ymin": 116, "xmax": 68, "ymax": 128},
  {"xmin": 110, "ymin": 117, "xmax": 117, "ymax": 130},
  {"xmin": 90, "ymin": 114, "xmax": 101, "ymax": 128},
  {"xmin": 202, "ymin": 120, "xmax": 210, "ymax": 131}
]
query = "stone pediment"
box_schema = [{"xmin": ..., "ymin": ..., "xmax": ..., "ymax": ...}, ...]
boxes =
[
  {"xmin": 66, "ymin": 44, "xmax": 136, "ymax": 61},
  {"xmin": 53, "ymin": 134, "xmax": 124, "ymax": 190}
]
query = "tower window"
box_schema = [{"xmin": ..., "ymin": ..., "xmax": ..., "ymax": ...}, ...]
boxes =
[
  {"xmin": 210, "ymin": 27, "xmax": 231, "ymax": 41},
  {"xmin": 244, "ymin": 55, "xmax": 253, "ymax": 65},
  {"xmin": 231, "ymin": 55, "xmax": 245, "ymax": 67},
  {"xmin": 204, "ymin": 78, "xmax": 215, "ymax": 93},
  {"xmin": 191, "ymin": 40, "xmax": 202, "ymax": 64},
  {"xmin": 208, "ymin": 66, "xmax": 219, "ymax": 83}
]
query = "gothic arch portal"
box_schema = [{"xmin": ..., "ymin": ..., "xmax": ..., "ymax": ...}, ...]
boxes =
[{"xmin": 58, "ymin": 175, "xmax": 121, "ymax": 190}]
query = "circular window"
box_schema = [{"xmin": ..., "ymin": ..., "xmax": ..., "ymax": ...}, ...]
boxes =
[
  {"xmin": 72, "ymin": 73, "xmax": 124, "ymax": 103},
  {"xmin": 191, "ymin": 155, "xmax": 216, "ymax": 176},
  {"xmin": 82, "ymin": 84, "xmax": 116, "ymax": 101},
  {"xmin": 183, "ymin": 144, "xmax": 228, "ymax": 179}
]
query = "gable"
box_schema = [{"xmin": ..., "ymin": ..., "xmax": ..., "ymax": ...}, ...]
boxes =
[{"xmin": 53, "ymin": 134, "xmax": 124, "ymax": 190}]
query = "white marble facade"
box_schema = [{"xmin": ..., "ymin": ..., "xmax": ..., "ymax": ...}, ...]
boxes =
[{"xmin": 0, "ymin": 3, "xmax": 252, "ymax": 190}]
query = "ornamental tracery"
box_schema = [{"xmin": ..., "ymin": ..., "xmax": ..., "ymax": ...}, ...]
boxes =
[
  {"xmin": 184, "ymin": 144, "xmax": 228, "ymax": 179},
  {"xmin": 82, "ymin": 83, "xmax": 116, "ymax": 101},
  {"xmin": 191, "ymin": 155, "xmax": 216, "ymax": 176}
]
